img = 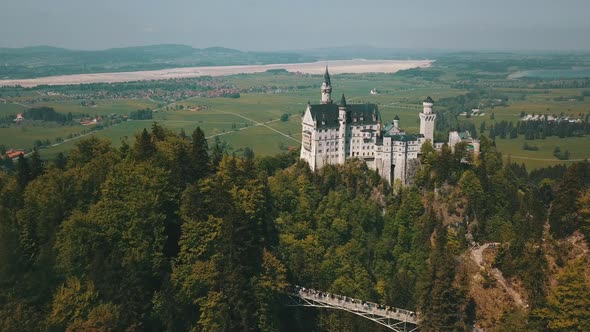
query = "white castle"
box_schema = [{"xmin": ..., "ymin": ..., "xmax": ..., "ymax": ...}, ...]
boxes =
[{"xmin": 300, "ymin": 68, "xmax": 479, "ymax": 185}]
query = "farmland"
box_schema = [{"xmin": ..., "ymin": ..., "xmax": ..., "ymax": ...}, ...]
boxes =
[{"xmin": 1, "ymin": 52, "xmax": 590, "ymax": 170}]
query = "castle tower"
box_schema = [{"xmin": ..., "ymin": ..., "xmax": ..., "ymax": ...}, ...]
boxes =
[
  {"xmin": 320, "ymin": 66, "xmax": 332, "ymax": 104},
  {"xmin": 419, "ymin": 96, "xmax": 436, "ymax": 142},
  {"xmin": 338, "ymin": 94, "xmax": 348, "ymax": 164}
]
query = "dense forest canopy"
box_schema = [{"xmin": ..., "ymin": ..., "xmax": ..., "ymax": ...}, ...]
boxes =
[{"xmin": 0, "ymin": 123, "xmax": 589, "ymax": 331}]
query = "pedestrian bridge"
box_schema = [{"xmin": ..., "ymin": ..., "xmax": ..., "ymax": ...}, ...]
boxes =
[{"xmin": 287, "ymin": 286, "xmax": 419, "ymax": 332}]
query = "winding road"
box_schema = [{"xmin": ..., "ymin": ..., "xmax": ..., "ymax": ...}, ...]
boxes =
[{"xmin": 470, "ymin": 244, "xmax": 526, "ymax": 308}]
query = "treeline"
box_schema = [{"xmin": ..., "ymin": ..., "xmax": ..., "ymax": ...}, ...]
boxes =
[
  {"xmin": 452, "ymin": 78, "xmax": 590, "ymax": 90},
  {"xmin": 23, "ymin": 107, "xmax": 71, "ymax": 123},
  {"xmin": 395, "ymin": 68, "xmax": 444, "ymax": 81},
  {"xmin": 488, "ymin": 118, "xmax": 590, "ymax": 140},
  {"xmin": 0, "ymin": 107, "xmax": 74, "ymax": 126},
  {"xmin": 220, "ymin": 92, "xmax": 240, "ymax": 98},
  {"xmin": 0, "ymin": 126, "xmax": 589, "ymax": 331},
  {"xmin": 129, "ymin": 109, "xmax": 153, "ymax": 120}
]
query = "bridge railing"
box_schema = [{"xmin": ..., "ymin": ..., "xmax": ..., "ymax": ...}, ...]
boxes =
[{"xmin": 292, "ymin": 285, "xmax": 419, "ymax": 325}]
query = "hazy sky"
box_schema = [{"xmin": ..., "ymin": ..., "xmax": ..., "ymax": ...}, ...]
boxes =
[{"xmin": 2, "ymin": 0, "xmax": 589, "ymax": 51}]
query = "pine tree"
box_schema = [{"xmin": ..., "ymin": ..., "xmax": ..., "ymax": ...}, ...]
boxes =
[
  {"xmin": 480, "ymin": 121, "xmax": 486, "ymax": 133},
  {"xmin": 210, "ymin": 137, "xmax": 224, "ymax": 172},
  {"xmin": 119, "ymin": 138, "xmax": 130, "ymax": 159},
  {"xmin": 54, "ymin": 152, "xmax": 67, "ymax": 170},
  {"xmin": 419, "ymin": 223, "xmax": 467, "ymax": 331},
  {"xmin": 16, "ymin": 154, "xmax": 30, "ymax": 192},
  {"xmin": 550, "ymin": 161, "xmax": 590, "ymax": 238},
  {"xmin": 536, "ymin": 259, "xmax": 590, "ymax": 331},
  {"xmin": 578, "ymin": 189, "xmax": 590, "ymax": 242},
  {"xmin": 151, "ymin": 122, "xmax": 166, "ymax": 141},
  {"xmin": 191, "ymin": 127, "xmax": 210, "ymax": 179},
  {"xmin": 29, "ymin": 147, "xmax": 43, "ymax": 179},
  {"xmin": 133, "ymin": 128, "xmax": 155, "ymax": 161}
]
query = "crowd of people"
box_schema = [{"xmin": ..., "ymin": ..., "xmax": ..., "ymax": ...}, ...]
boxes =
[{"xmin": 293, "ymin": 285, "xmax": 418, "ymax": 321}]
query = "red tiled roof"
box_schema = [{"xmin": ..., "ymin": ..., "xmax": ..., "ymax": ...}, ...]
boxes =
[{"xmin": 6, "ymin": 149, "xmax": 25, "ymax": 159}]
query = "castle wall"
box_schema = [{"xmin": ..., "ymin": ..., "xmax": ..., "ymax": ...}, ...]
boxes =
[
  {"xmin": 300, "ymin": 109, "xmax": 317, "ymax": 170},
  {"xmin": 348, "ymin": 123, "xmax": 379, "ymax": 159},
  {"xmin": 376, "ymin": 137, "xmax": 393, "ymax": 184},
  {"xmin": 313, "ymin": 127, "xmax": 341, "ymax": 169}
]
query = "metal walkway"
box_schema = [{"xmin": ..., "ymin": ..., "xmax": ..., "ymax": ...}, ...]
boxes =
[{"xmin": 287, "ymin": 286, "xmax": 419, "ymax": 332}]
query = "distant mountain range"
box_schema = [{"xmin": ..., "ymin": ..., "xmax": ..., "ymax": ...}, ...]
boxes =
[
  {"xmin": 4, "ymin": 44, "xmax": 574, "ymax": 80},
  {"xmin": 0, "ymin": 44, "xmax": 318, "ymax": 79}
]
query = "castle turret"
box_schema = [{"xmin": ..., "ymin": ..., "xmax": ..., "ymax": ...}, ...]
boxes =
[
  {"xmin": 338, "ymin": 94, "xmax": 348, "ymax": 164},
  {"xmin": 320, "ymin": 66, "xmax": 332, "ymax": 104},
  {"xmin": 419, "ymin": 96, "xmax": 436, "ymax": 142}
]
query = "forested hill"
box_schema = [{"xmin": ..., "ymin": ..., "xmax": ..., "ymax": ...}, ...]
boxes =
[
  {"xmin": 0, "ymin": 45, "xmax": 316, "ymax": 79},
  {"xmin": 0, "ymin": 124, "xmax": 589, "ymax": 331}
]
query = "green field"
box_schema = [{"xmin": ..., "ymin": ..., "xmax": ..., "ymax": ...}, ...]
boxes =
[
  {"xmin": 2, "ymin": 66, "xmax": 590, "ymax": 170},
  {"xmin": 29, "ymin": 99, "xmax": 159, "ymax": 116},
  {"xmin": 0, "ymin": 102, "xmax": 28, "ymax": 115},
  {"xmin": 496, "ymin": 136, "xmax": 590, "ymax": 169},
  {"xmin": 2, "ymin": 124, "xmax": 89, "ymax": 150}
]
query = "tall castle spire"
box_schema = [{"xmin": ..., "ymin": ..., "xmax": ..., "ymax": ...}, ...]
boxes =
[
  {"xmin": 324, "ymin": 66, "xmax": 331, "ymax": 86},
  {"xmin": 320, "ymin": 66, "xmax": 332, "ymax": 104}
]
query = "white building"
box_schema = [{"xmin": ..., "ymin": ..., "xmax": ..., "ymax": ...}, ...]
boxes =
[
  {"xmin": 448, "ymin": 131, "xmax": 480, "ymax": 154},
  {"xmin": 300, "ymin": 68, "xmax": 479, "ymax": 185}
]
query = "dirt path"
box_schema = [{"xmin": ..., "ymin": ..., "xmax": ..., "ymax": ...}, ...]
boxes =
[
  {"xmin": 205, "ymin": 118, "xmax": 281, "ymax": 139},
  {"xmin": 209, "ymin": 108, "xmax": 301, "ymax": 143},
  {"xmin": 471, "ymin": 244, "xmax": 527, "ymax": 308}
]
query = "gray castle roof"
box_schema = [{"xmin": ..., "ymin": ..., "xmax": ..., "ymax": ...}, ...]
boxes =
[
  {"xmin": 309, "ymin": 103, "xmax": 339, "ymax": 128},
  {"xmin": 324, "ymin": 67, "xmax": 331, "ymax": 86},
  {"xmin": 309, "ymin": 103, "xmax": 380, "ymax": 129},
  {"xmin": 424, "ymin": 96, "xmax": 434, "ymax": 103}
]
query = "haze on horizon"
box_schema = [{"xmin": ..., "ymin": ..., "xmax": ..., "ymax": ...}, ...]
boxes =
[{"xmin": 2, "ymin": 0, "xmax": 589, "ymax": 52}]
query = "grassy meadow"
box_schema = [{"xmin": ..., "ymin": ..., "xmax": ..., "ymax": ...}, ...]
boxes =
[
  {"xmin": 0, "ymin": 102, "xmax": 28, "ymax": 114},
  {"xmin": 28, "ymin": 99, "xmax": 159, "ymax": 116}
]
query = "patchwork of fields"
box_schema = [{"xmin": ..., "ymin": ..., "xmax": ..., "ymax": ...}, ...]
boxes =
[{"xmin": 1, "ymin": 69, "xmax": 589, "ymax": 170}]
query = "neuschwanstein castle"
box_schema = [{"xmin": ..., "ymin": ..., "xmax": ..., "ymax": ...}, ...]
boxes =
[{"xmin": 300, "ymin": 68, "xmax": 479, "ymax": 185}]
